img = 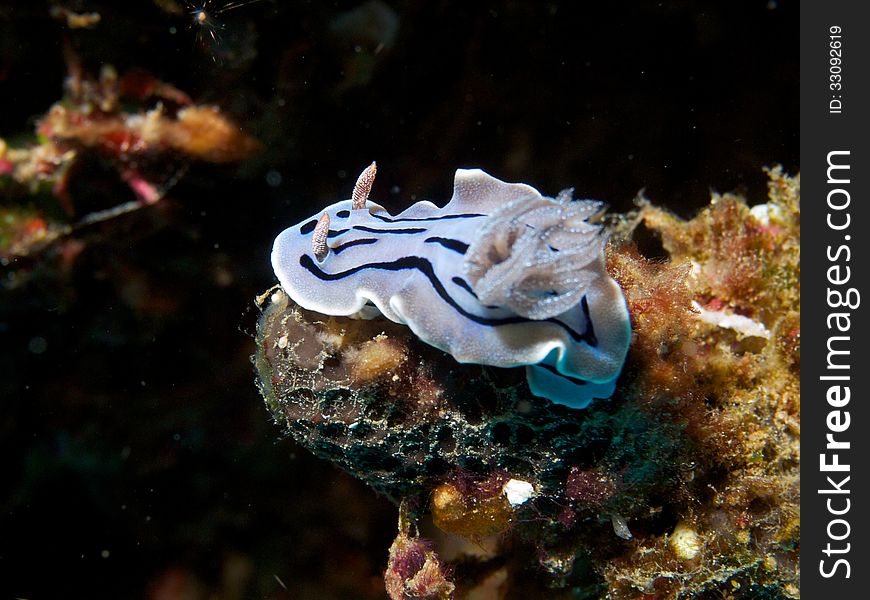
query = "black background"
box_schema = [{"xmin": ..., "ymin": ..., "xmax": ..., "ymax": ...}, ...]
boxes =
[{"xmin": 0, "ymin": 1, "xmax": 798, "ymax": 598}]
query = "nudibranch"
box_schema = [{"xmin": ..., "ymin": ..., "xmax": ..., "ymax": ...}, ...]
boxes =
[{"xmin": 271, "ymin": 164, "xmax": 631, "ymax": 408}]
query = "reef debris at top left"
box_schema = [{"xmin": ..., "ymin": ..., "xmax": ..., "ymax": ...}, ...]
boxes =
[{"xmin": 0, "ymin": 50, "xmax": 259, "ymax": 270}]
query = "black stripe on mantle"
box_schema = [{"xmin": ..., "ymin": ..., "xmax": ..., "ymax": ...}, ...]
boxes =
[
  {"xmin": 370, "ymin": 212, "xmax": 485, "ymax": 223},
  {"xmin": 299, "ymin": 254, "xmax": 597, "ymax": 347}
]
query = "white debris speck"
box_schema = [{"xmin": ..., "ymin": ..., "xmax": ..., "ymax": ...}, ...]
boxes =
[
  {"xmin": 669, "ymin": 521, "xmax": 703, "ymax": 559},
  {"xmin": 277, "ymin": 335, "xmax": 289, "ymax": 349},
  {"xmin": 691, "ymin": 301, "xmax": 770, "ymax": 339},
  {"xmin": 689, "ymin": 260, "xmax": 702, "ymax": 280},
  {"xmin": 611, "ymin": 514, "xmax": 633, "ymax": 540},
  {"xmin": 749, "ymin": 202, "xmax": 783, "ymax": 227},
  {"xmin": 503, "ymin": 479, "xmax": 535, "ymax": 507},
  {"xmin": 315, "ymin": 329, "xmax": 345, "ymax": 350}
]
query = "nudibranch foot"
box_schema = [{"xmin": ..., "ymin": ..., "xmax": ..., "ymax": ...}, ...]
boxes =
[
  {"xmin": 526, "ymin": 364, "xmax": 617, "ymax": 410},
  {"xmin": 270, "ymin": 166, "xmax": 631, "ymax": 408}
]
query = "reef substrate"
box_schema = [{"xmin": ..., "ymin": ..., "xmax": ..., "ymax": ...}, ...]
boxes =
[{"xmin": 254, "ymin": 168, "xmax": 800, "ymax": 599}]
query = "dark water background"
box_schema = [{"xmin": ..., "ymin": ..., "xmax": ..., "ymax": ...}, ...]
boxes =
[{"xmin": 0, "ymin": 1, "xmax": 796, "ymax": 598}]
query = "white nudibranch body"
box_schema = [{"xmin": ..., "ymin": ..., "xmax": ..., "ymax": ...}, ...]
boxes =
[{"xmin": 271, "ymin": 168, "xmax": 631, "ymax": 409}]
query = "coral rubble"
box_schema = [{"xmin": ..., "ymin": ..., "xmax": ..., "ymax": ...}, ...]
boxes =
[
  {"xmin": 254, "ymin": 168, "xmax": 800, "ymax": 599},
  {"xmin": 385, "ymin": 503, "xmax": 456, "ymax": 600}
]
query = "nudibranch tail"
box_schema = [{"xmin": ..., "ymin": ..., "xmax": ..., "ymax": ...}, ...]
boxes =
[
  {"xmin": 270, "ymin": 167, "xmax": 632, "ymax": 409},
  {"xmin": 311, "ymin": 212, "xmax": 330, "ymax": 261},
  {"xmin": 352, "ymin": 161, "xmax": 377, "ymax": 209}
]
